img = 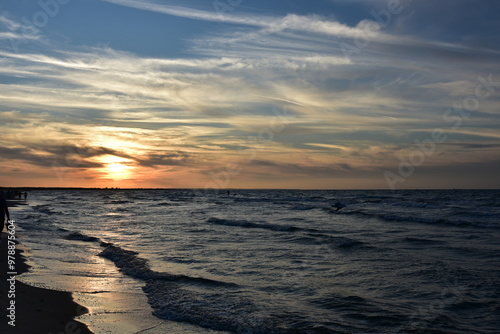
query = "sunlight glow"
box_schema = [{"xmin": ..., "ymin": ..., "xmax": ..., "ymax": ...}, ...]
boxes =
[{"xmin": 97, "ymin": 155, "xmax": 135, "ymax": 180}]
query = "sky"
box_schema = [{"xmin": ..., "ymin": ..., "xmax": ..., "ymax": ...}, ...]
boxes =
[{"xmin": 0, "ymin": 0, "xmax": 499, "ymax": 189}]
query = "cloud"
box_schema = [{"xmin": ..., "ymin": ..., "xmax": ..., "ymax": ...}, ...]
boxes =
[
  {"xmin": 0, "ymin": 14, "xmax": 41, "ymax": 42},
  {"xmin": 0, "ymin": 32, "xmax": 24, "ymax": 40},
  {"xmin": 99, "ymin": 0, "xmax": 269, "ymax": 26},
  {"xmin": 0, "ymin": 142, "xmax": 194, "ymax": 171},
  {"xmin": 1, "ymin": 2, "xmax": 499, "ymax": 188},
  {"xmin": 0, "ymin": 146, "xmax": 101, "ymax": 170},
  {"xmin": 98, "ymin": 0, "xmax": 375, "ymax": 39}
]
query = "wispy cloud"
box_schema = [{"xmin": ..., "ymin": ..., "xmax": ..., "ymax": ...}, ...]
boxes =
[
  {"xmin": 1, "ymin": 1, "xmax": 499, "ymax": 188},
  {"xmin": 98, "ymin": 0, "xmax": 382, "ymax": 40},
  {"xmin": 0, "ymin": 14, "xmax": 41, "ymax": 41}
]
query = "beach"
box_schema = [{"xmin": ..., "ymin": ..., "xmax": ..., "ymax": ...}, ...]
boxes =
[
  {"xmin": 1, "ymin": 198, "xmax": 231, "ymax": 334},
  {"xmin": 0, "ymin": 230, "xmax": 93, "ymax": 334},
  {"xmin": 1, "ymin": 189, "xmax": 499, "ymax": 333},
  {"xmin": 7, "ymin": 188, "xmax": 499, "ymax": 334}
]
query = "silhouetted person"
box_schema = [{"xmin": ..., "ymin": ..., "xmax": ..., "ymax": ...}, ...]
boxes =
[
  {"xmin": 24, "ymin": 192, "xmax": 27, "ymax": 200},
  {"xmin": 0, "ymin": 191, "xmax": 11, "ymax": 233}
]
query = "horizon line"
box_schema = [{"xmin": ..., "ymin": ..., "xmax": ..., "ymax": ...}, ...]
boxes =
[{"xmin": 2, "ymin": 186, "xmax": 499, "ymax": 191}]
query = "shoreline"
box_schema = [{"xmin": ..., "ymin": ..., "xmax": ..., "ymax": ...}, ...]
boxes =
[{"xmin": 0, "ymin": 223, "xmax": 93, "ymax": 333}]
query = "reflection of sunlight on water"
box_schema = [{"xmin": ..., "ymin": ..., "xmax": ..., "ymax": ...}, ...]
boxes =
[
  {"xmin": 96, "ymin": 230, "xmax": 143, "ymax": 246},
  {"xmin": 18, "ymin": 249, "xmax": 143, "ymax": 294},
  {"xmin": 18, "ymin": 241, "xmax": 163, "ymax": 333},
  {"xmin": 103, "ymin": 212, "xmax": 126, "ymax": 216},
  {"xmin": 75, "ymin": 291, "xmax": 229, "ymax": 334},
  {"xmin": 77, "ymin": 256, "xmax": 134, "ymax": 292}
]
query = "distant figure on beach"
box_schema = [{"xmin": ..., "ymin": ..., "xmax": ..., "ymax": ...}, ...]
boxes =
[
  {"xmin": 24, "ymin": 191, "xmax": 28, "ymax": 200},
  {"xmin": 0, "ymin": 191, "xmax": 11, "ymax": 233},
  {"xmin": 332, "ymin": 201, "xmax": 345, "ymax": 211}
]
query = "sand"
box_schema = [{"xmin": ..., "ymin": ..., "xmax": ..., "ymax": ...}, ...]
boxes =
[
  {"xmin": 0, "ymin": 200, "xmax": 229, "ymax": 334},
  {"xmin": 0, "ymin": 229, "xmax": 93, "ymax": 334}
]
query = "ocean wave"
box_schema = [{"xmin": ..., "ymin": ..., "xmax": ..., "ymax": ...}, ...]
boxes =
[
  {"xmin": 309, "ymin": 293, "xmax": 368, "ymax": 310},
  {"xmin": 404, "ymin": 237, "xmax": 444, "ymax": 244},
  {"xmin": 324, "ymin": 208, "xmax": 500, "ymax": 229},
  {"xmin": 104, "ymin": 200, "xmax": 133, "ymax": 205},
  {"xmin": 233, "ymin": 197, "xmax": 277, "ymax": 203},
  {"xmin": 308, "ymin": 294, "xmax": 406, "ymax": 330},
  {"xmin": 32, "ymin": 204, "xmax": 58, "ymax": 215},
  {"xmin": 143, "ymin": 280, "xmax": 284, "ymax": 334},
  {"xmin": 96, "ymin": 239, "xmax": 352, "ymax": 333},
  {"xmin": 208, "ymin": 218, "xmax": 365, "ymax": 250},
  {"xmin": 207, "ymin": 217, "xmax": 302, "ymax": 232},
  {"xmin": 289, "ymin": 205, "xmax": 317, "ymax": 210},
  {"xmin": 306, "ymin": 233, "xmax": 365, "ymax": 249},
  {"xmin": 99, "ymin": 243, "xmax": 152, "ymax": 279},
  {"xmin": 64, "ymin": 231, "xmax": 101, "ymax": 242},
  {"xmin": 98, "ymin": 242, "xmax": 235, "ymax": 286},
  {"xmin": 155, "ymin": 202, "xmax": 173, "ymax": 206}
]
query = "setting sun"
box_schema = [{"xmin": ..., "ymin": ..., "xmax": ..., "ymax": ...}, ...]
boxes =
[{"xmin": 98, "ymin": 155, "xmax": 134, "ymax": 180}]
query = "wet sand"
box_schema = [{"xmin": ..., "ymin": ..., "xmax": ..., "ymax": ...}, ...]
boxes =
[
  {"xmin": 0, "ymin": 229, "xmax": 93, "ymax": 334},
  {"xmin": 0, "ymin": 201, "xmax": 225, "ymax": 334}
]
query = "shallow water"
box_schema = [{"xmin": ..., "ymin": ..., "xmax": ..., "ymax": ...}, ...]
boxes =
[{"xmin": 15, "ymin": 189, "xmax": 500, "ymax": 333}]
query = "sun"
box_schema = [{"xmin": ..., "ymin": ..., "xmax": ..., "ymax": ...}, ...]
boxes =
[
  {"xmin": 98, "ymin": 155, "xmax": 134, "ymax": 180},
  {"xmin": 106, "ymin": 162, "xmax": 130, "ymax": 178}
]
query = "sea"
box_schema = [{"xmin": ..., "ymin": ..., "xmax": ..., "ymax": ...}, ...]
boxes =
[{"xmin": 12, "ymin": 189, "xmax": 500, "ymax": 333}]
